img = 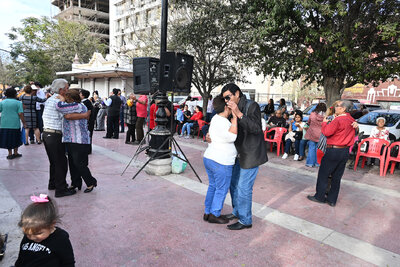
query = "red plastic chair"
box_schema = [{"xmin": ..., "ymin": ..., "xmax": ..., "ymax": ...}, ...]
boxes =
[
  {"xmin": 197, "ymin": 120, "xmax": 209, "ymax": 139},
  {"xmin": 383, "ymin": 142, "xmax": 400, "ymax": 176},
  {"xmin": 354, "ymin": 137, "xmax": 390, "ymax": 176},
  {"xmin": 264, "ymin": 127, "xmax": 287, "ymax": 156}
]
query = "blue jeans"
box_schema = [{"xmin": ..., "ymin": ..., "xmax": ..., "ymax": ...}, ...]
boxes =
[
  {"xmin": 204, "ymin": 158, "xmax": 233, "ymax": 217},
  {"xmin": 181, "ymin": 122, "xmax": 194, "ymax": 136},
  {"xmin": 284, "ymin": 139, "xmax": 300, "ymax": 154},
  {"xmin": 299, "ymin": 139, "xmax": 308, "ymax": 157},
  {"xmin": 230, "ymin": 159, "xmax": 259, "ymax": 225},
  {"xmin": 306, "ymin": 141, "xmax": 318, "ymax": 166}
]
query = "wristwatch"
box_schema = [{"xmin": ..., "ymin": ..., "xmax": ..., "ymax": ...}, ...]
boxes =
[{"xmin": 239, "ymin": 115, "xmax": 244, "ymax": 120}]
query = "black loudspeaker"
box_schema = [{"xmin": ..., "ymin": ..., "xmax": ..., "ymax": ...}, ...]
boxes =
[
  {"xmin": 133, "ymin": 57, "xmax": 159, "ymax": 95},
  {"xmin": 159, "ymin": 52, "xmax": 194, "ymax": 93}
]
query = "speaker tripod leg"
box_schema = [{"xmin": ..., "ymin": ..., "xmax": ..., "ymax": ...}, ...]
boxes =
[
  {"xmin": 171, "ymin": 137, "xmax": 202, "ymax": 183},
  {"xmin": 121, "ymin": 131, "xmax": 150, "ymax": 177},
  {"xmin": 132, "ymin": 135, "xmax": 171, "ymax": 180}
]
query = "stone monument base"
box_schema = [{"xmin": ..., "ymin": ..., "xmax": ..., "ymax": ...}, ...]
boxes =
[{"xmin": 145, "ymin": 157, "xmax": 172, "ymax": 176}]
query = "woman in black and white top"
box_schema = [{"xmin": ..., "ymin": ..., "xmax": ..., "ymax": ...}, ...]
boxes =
[{"xmin": 20, "ymin": 85, "xmax": 47, "ymax": 145}]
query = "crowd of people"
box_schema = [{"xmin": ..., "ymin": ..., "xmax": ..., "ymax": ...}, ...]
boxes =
[{"xmin": 0, "ymin": 79, "xmax": 396, "ymax": 265}]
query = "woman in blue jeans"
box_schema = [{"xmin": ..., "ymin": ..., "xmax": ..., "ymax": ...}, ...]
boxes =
[
  {"xmin": 203, "ymin": 95, "xmax": 238, "ymax": 224},
  {"xmin": 304, "ymin": 103, "xmax": 326, "ymax": 167}
]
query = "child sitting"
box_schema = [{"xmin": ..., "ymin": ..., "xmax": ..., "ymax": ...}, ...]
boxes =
[
  {"xmin": 370, "ymin": 117, "xmax": 389, "ymax": 140},
  {"xmin": 15, "ymin": 194, "xmax": 75, "ymax": 266}
]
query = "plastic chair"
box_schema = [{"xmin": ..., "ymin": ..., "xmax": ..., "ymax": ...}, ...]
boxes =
[
  {"xmin": 354, "ymin": 137, "xmax": 389, "ymax": 176},
  {"xmin": 264, "ymin": 127, "xmax": 287, "ymax": 156},
  {"xmin": 197, "ymin": 120, "xmax": 209, "ymax": 139},
  {"xmin": 383, "ymin": 142, "xmax": 400, "ymax": 176}
]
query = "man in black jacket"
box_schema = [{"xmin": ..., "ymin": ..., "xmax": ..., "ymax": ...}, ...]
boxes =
[
  {"xmin": 103, "ymin": 88, "xmax": 122, "ymax": 139},
  {"xmin": 221, "ymin": 83, "xmax": 268, "ymax": 230}
]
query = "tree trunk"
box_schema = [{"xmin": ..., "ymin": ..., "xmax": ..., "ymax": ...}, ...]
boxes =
[
  {"xmin": 323, "ymin": 76, "xmax": 345, "ymax": 107},
  {"xmin": 201, "ymin": 91, "xmax": 209, "ymax": 117}
]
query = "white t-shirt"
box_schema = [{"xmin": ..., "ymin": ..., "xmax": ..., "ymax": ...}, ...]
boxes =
[{"xmin": 203, "ymin": 114, "xmax": 237, "ymax": 165}]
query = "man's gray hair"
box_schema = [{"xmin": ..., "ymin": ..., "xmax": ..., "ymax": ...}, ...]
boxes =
[
  {"xmin": 340, "ymin": 100, "xmax": 353, "ymax": 112},
  {"xmin": 51, "ymin": 79, "xmax": 68, "ymax": 93}
]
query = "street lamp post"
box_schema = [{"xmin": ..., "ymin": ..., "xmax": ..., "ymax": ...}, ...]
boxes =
[{"xmin": 146, "ymin": 0, "xmax": 171, "ymax": 163}]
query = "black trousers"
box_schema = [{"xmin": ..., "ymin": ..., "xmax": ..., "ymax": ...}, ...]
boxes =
[
  {"xmin": 126, "ymin": 123, "xmax": 136, "ymax": 142},
  {"xmin": 106, "ymin": 115, "xmax": 119, "ymax": 138},
  {"xmin": 66, "ymin": 143, "xmax": 96, "ymax": 188},
  {"xmin": 135, "ymin": 117, "xmax": 145, "ymax": 141},
  {"xmin": 88, "ymin": 129, "xmax": 93, "ymax": 154},
  {"xmin": 43, "ymin": 132, "xmax": 68, "ymax": 192},
  {"xmin": 315, "ymin": 147, "xmax": 349, "ymax": 204}
]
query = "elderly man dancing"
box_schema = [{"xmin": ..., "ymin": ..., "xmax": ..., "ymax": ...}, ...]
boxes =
[{"xmin": 42, "ymin": 79, "xmax": 89, "ymax": 198}]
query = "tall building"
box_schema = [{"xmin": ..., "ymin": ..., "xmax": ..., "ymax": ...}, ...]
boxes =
[
  {"xmin": 51, "ymin": 0, "xmax": 110, "ymax": 43},
  {"xmin": 110, "ymin": 0, "xmax": 163, "ymax": 58}
]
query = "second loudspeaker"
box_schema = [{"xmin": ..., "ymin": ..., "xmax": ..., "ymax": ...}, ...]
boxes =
[{"xmin": 159, "ymin": 52, "xmax": 194, "ymax": 93}]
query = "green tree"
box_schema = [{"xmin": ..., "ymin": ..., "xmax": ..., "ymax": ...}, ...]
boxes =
[
  {"xmin": 171, "ymin": 0, "xmax": 246, "ymax": 112},
  {"xmin": 237, "ymin": 0, "xmax": 400, "ymax": 105},
  {"xmin": 7, "ymin": 17, "xmax": 106, "ymax": 85}
]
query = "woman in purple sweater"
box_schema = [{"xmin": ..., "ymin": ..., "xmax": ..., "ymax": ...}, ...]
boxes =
[
  {"xmin": 304, "ymin": 103, "xmax": 327, "ymax": 167},
  {"xmin": 56, "ymin": 89, "xmax": 97, "ymax": 193}
]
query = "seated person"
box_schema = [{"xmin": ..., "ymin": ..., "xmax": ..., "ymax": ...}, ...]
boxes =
[
  {"xmin": 267, "ymin": 109, "xmax": 286, "ymax": 127},
  {"xmin": 282, "ymin": 113, "xmax": 305, "ymax": 160},
  {"xmin": 180, "ymin": 106, "xmax": 203, "ymax": 138}
]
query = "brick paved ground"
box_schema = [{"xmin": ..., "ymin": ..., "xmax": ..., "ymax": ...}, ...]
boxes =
[{"xmin": 1, "ymin": 130, "xmax": 400, "ymax": 266}]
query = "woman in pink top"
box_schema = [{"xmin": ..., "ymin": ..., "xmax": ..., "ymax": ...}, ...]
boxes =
[
  {"xmin": 304, "ymin": 103, "xmax": 327, "ymax": 167},
  {"xmin": 135, "ymin": 94, "xmax": 148, "ymax": 142}
]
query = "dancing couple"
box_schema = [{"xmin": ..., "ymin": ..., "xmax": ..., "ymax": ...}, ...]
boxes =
[{"xmin": 203, "ymin": 83, "xmax": 267, "ymax": 230}]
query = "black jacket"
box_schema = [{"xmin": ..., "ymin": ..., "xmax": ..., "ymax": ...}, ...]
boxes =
[
  {"xmin": 107, "ymin": 95, "xmax": 122, "ymax": 117},
  {"xmin": 82, "ymin": 99, "xmax": 95, "ymax": 132},
  {"xmin": 264, "ymin": 104, "xmax": 274, "ymax": 115},
  {"xmin": 235, "ymin": 96, "xmax": 268, "ymax": 169},
  {"xmin": 124, "ymin": 102, "xmax": 137, "ymax": 125}
]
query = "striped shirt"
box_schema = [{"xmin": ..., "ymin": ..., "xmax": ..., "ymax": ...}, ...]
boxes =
[
  {"xmin": 43, "ymin": 94, "xmax": 63, "ymax": 131},
  {"xmin": 56, "ymin": 102, "xmax": 90, "ymax": 144}
]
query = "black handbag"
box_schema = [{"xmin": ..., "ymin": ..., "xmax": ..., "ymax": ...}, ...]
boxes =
[
  {"xmin": 390, "ymin": 145, "xmax": 399, "ymax": 157},
  {"xmin": 294, "ymin": 131, "xmax": 303, "ymax": 140}
]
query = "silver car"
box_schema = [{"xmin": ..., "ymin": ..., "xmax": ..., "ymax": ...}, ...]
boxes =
[{"xmin": 357, "ymin": 109, "xmax": 400, "ymax": 141}]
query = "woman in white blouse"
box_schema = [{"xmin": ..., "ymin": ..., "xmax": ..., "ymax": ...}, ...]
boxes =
[{"xmin": 203, "ymin": 95, "xmax": 238, "ymax": 224}]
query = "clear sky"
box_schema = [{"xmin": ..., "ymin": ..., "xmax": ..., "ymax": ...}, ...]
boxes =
[{"xmin": 0, "ymin": 0, "xmax": 54, "ymax": 51}]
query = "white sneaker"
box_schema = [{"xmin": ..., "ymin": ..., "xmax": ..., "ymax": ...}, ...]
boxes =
[
  {"xmin": 185, "ymin": 135, "xmax": 190, "ymax": 139},
  {"xmin": 293, "ymin": 154, "xmax": 299, "ymax": 161},
  {"xmin": 282, "ymin": 153, "xmax": 288, "ymax": 159}
]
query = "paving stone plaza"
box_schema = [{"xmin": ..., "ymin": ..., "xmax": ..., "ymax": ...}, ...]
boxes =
[{"xmin": 1, "ymin": 131, "xmax": 400, "ymax": 266}]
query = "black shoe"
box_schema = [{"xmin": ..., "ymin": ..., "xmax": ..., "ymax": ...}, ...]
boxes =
[
  {"xmin": 48, "ymin": 184, "xmax": 56, "ymax": 190},
  {"xmin": 69, "ymin": 185, "xmax": 82, "ymax": 191},
  {"xmin": 103, "ymin": 136, "xmax": 111, "ymax": 139},
  {"xmin": 227, "ymin": 222, "xmax": 252, "ymax": 230},
  {"xmin": 307, "ymin": 195, "xmax": 326, "ymax": 204},
  {"xmin": 55, "ymin": 188, "xmax": 76, "ymax": 198},
  {"xmin": 125, "ymin": 141, "xmax": 132, "ymax": 144},
  {"xmin": 208, "ymin": 214, "xmax": 229, "ymax": 224},
  {"xmin": 24, "ymin": 143, "xmax": 29, "ymax": 146},
  {"xmin": 327, "ymin": 201, "xmax": 336, "ymax": 207},
  {"xmin": 221, "ymin": 213, "xmax": 237, "ymax": 220},
  {"xmin": 84, "ymin": 180, "xmax": 97, "ymax": 193},
  {"xmin": 120, "ymin": 131, "xmax": 124, "ymax": 133},
  {"xmin": 84, "ymin": 185, "xmax": 96, "ymax": 193},
  {"xmin": 203, "ymin": 214, "xmax": 209, "ymax": 221},
  {"xmin": 112, "ymin": 137, "xmax": 119, "ymax": 139},
  {"xmin": 132, "ymin": 141, "xmax": 140, "ymax": 145}
]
